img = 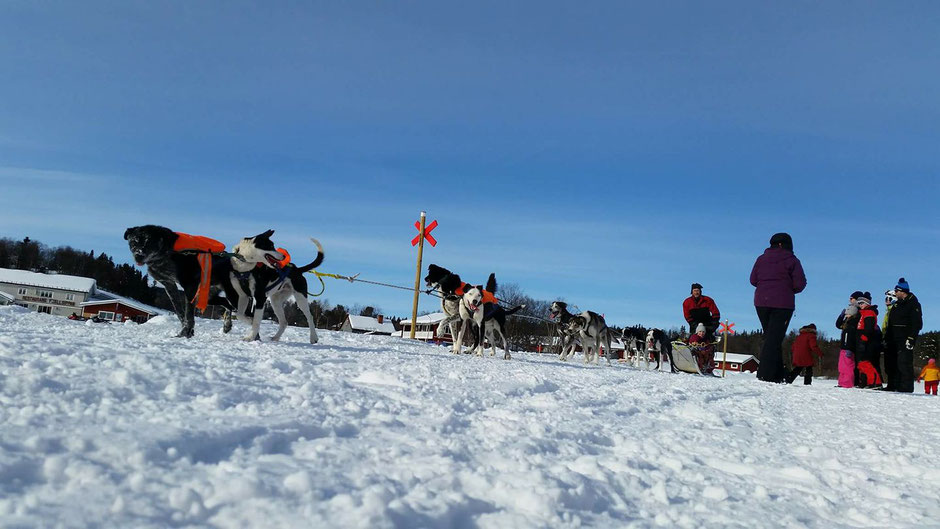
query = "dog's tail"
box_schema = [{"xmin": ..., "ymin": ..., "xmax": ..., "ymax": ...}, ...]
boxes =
[
  {"xmin": 504, "ymin": 304, "xmax": 526, "ymax": 316},
  {"xmin": 296, "ymin": 238, "xmax": 325, "ymax": 273},
  {"xmin": 485, "ymin": 273, "xmax": 497, "ymax": 294}
]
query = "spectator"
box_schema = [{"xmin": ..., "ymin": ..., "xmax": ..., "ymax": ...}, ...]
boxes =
[
  {"xmin": 750, "ymin": 233, "xmax": 807, "ymax": 383},
  {"xmin": 917, "ymin": 359, "xmax": 939, "ymax": 396},
  {"xmin": 885, "ymin": 278, "xmax": 923, "ymax": 393},
  {"xmin": 837, "ymin": 300, "xmax": 860, "ymax": 388},
  {"xmin": 855, "ymin": 295, "xmax": 883, "ymax": 389},
  {"xmin": 683, "ymin": 283, "xmax": 720, "ymax": 340},
  {"xmin": 786, "ymin": 323, "xmax": 823, "ymax": 385}
]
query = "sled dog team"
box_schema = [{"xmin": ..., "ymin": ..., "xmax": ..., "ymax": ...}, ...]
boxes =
[{"xmin": 124, "ymin": 224, "xmax": 697, "ymax": 369}]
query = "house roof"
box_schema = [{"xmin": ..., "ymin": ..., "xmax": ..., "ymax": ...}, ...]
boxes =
[
  {"xmin": 0, "ymin": 291, "xmax": 14, "ymax": 302},
  {"xmin": 0, "ymin": 268, "xmax": 97, "ymax": 293},
  {"xmin": 81, "ymin": 289, "xmax": 167, "ymax": 316},
  {"xmin": 346, "ymin": 315, "xmax": 396, "ymax": 334},
  {"xmin": 712, "ymin": 352, "xmax": 759, "ymax": 364},
  {"xmin": 400, "ymin": 312, "xmax": 448, "ymax": 325}
]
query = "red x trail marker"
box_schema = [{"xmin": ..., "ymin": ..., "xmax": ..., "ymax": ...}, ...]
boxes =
[{"xmin": 412, "ymin": 219, "xmax": 438, "ymax": 247}]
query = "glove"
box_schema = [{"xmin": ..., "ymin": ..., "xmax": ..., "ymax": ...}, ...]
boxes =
[{"xmin": 905, "ymin": 338, "xmax": 914, "ymax": 351}]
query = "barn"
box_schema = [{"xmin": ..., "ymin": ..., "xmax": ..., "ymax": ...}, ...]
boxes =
[{"xmin": 713, "ymin": 352, "xmax": 759, "ymax": 373}]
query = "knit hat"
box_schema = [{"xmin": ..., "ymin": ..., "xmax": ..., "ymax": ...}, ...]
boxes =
[
  {"xmin": 856, "ymin": 295, "xmax": 871, "ymax": 305},
  {"xmin": 896, "ymin": 277, "xmax": 910, "ymax": 293},
  {"xmin": 695, "ymin": 323, "xmax": 706, "ymax": 333},
  {"xmin": 850, "ymin": 291, "xmax": 864, "ymax": 300},
  {"xmin": 929, "ymin": 359, "xmax": 936, "ymax": 365},
  {"xmin": 691, "ymin": 283, "xmax": 703, "ymax": 294},
  {"xmin": 769, "ymin": 232, "xmax": 793, "ymax": 251}
]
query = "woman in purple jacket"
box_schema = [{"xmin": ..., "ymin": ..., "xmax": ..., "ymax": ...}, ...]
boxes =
[{"xmin": 750, "ymin": 233, "xmax": 807, "ymax": 382}]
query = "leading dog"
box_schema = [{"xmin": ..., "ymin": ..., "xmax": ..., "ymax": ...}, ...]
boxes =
[
  {"xmin": 550, "ymin": 301, "xmax": 613, "ymax": 364},
  {"xmin": 227, "ymin": 230, "xmax": 325, "ymax": 343},
  {"xmin": 124, "ymin": 225, "xmax": 260, "ymax": 338},
  {"xmin": 645, "ymin": 329, "xmax": 677, "ymax": 372},
  {"xmin": 454, "ymin": 275, "xmax": 524, "ymax": 359}
]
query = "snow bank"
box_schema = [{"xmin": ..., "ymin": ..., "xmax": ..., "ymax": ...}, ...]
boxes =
[{"xmin": 1, "ymin": 308, "xmax": 938, "ymax": 528}]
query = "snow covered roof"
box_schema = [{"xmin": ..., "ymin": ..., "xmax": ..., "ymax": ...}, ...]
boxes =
[
  {"xmin": 0, "ymin": 291, "xmax": 13, "ymax": 302},
  {"xmin": 0, "ymin": 267, "xmax": 97, "ymax": 293},
  {"xmin": 713, "ymin": 352, "xmax": 758, "ymax": 364},
  {"xmin": 346, "ymin": 315, "xmax": 396, "ymax": 334},
  {"xmin": 400, "ymin": 312, "xmax": 448, "ymax": 325},
  {"xmin": 82, "ymin": 289, "xmax": 167, "ymax": 316}
]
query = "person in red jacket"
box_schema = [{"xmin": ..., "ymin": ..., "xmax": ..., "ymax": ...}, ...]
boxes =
[
  {"xmin": 683, "ymin": 283, "xmax": 720, "ymax": 340},
  {"xmin": 786, "ymin": 323, "xmax": 823, "ymax": 385}
]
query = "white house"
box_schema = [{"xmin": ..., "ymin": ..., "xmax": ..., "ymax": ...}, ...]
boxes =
[
  {"xmin": 341, "ymin": 314, "xmax": 396, "ymax": 335},
  {"xmin": 0, "ymin": 268, "xmax": 98, "ymax": 317},
  {"xmin": 398, "ymin": 312, "xmax": 451, "ymax": 342}
]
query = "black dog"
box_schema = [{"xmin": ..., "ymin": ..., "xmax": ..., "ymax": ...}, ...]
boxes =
[{"xmin": 124, "ymin": 225, "xmax": 249, "ymax": 338}]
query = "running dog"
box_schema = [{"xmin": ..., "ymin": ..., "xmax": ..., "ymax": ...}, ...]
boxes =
[
  {"xmin": 550, "ymin": 301, "xmax": 613, "ymax": 364},
  {"xmin": 228, "ymin": 230, "xmax": 325, "ymax": 343},
  {"xmin": 622, "ymin": 327, "xmax": 647, "ymax": 366},
  {"xmin": 645, "ymin": 328, "xmax": 677, "ymax": 372},
  {"xmin": 124, "ymin": 225, "xmax": 256, "ymax": 338},
  {"xmin": 453, "ymin": 279, "xmax": 524, "ymax": 359}
]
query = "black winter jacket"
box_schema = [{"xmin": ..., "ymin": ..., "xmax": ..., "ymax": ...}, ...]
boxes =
[{"xmin": 886, "ymin": 293, "xmax": 923, "ymax": 341}]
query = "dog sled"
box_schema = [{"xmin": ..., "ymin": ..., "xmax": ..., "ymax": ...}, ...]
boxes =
[{"xmin": 670, "ymin": 336, "xmax": 722, "ymax": 376}]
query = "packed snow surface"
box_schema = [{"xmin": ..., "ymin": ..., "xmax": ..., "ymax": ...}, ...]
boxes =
[{"xmin": 1, "ymin": 305, "xmax": 938, "ymax": 528}]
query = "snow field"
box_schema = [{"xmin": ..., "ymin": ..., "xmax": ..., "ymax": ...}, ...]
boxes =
[{"xmin": 1, "ymin": 305, "xmax": 939, "ymax": 528}]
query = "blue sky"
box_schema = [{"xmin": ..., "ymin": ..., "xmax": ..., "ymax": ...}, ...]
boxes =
[{"xmin": 1, "ymin": 1, "xmax": 937, "ymax": 334}]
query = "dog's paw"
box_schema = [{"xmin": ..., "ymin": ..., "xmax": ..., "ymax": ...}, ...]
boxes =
[
  {"xmin": 503, "ymin": 353, "xmax": 511, "ymax": 360},
  {"xmin": 269, "ymin": 336, "xmax": 281, "ymax": 342}
]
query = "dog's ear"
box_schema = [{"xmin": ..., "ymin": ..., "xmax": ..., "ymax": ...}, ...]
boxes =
[
  {"xmin": 260, "ymin": 229, "xmax": 275, "ymax": 239},
  {"xmin": 123, "ymin": 228, "xmax": 132, "ymax": 240}
]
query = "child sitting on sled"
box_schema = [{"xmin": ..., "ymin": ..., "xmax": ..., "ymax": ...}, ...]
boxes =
[{"xmin": 689, "ymin": 323, "xmax": 716, "ymax": 375}]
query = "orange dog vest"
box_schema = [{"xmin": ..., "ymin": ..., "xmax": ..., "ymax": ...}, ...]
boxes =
[
  {"xmin": 173, "ymin": 232, "xmax": 226, "ymax": 311},
  {"xmin": 454, "ymin": 282, "xmax": 498, "ymax": 305}
]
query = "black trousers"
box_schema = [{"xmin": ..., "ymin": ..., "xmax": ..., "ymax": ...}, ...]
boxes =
[
  {"xmin": 755, "ymin": 307, "xmax": 794, "ymax": 383},
  {"xmin": 786, "ymin": 366, "xmax": 813, "ymax": 385},
  {"xmin": 883, "ymin": 337, "xmax": 899, "ymax": 391},
  {"xmin": 892, "ymin": 334, "xmax": 916, "ymax": 393}
]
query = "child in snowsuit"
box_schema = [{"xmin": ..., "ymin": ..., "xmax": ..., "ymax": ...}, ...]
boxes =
[
  {"xmin": 855, "ymin": 295, "xmax": 883, "ymax": 388},
  {"xmin": 837, "ymin": 298, "xmax": 860, "ymax": 388},
  {"xmin": 688, "ymin": 323, "xmax": 715, "ymax": 375},
  {"xmin": 787, "ymin": 323, "xmax": 823, "ymax": 385},
  {"xmin": 917, "ymin": 359, "xmax": 939, "ymax": 396}
]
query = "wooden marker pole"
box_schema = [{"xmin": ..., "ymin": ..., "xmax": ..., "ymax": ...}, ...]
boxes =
[
  {"xmin": 410, "ymin": 211, "xmax": 426, "ymax": 339},
  {"xmin": 721, "ymin": 319, "xmax": 729, "ymax": 378}
]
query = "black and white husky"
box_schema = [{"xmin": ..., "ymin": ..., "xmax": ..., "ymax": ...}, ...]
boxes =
[
  {"xmin": 645, "ymin": 329, "xmax": 676, "ymax": 372},
  {"xmin": 550, "ymin": 301, "xmax": 613, "ymax": 364},
  {"xmin": 228, "ymin": 230, "xmax": 324, "ymax": 343},
  {"xmin": 453, "ymin": 275, "xmax": 524, "ymax": 359}
]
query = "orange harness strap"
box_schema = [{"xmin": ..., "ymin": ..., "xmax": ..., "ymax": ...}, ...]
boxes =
[{"xmin": 173, "ymin": 232, "xmax": 226, "ymax": 311}]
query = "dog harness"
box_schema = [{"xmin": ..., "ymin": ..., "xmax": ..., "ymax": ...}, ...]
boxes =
[
  {"xmin": 260, "ymin": 247, "xmax": 293, "ymax": 294},
  {"xmin": 172, "ymin": 232, "xmax": 226, "ymax": 311},
  {"xmin": 454, "ymin": 282, "xmax": 498, "ymax": 304}
]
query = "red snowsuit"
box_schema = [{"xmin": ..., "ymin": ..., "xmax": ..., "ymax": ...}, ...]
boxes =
[{"xmin": 683, "ymin": 295, "xmax": 720, "ymax": 331}]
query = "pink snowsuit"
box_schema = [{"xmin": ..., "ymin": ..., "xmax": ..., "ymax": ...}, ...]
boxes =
[{"xmin": 838, "ymin": 349, "xmax": 855, "ymax": 388}]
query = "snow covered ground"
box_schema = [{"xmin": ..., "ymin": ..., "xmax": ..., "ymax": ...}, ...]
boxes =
[{"xmin": 1, "ymin": 305, "xmax": 938, "ymax": 529}]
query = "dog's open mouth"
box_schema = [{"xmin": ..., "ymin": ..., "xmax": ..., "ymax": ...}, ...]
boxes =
[
  {"xmin": 265, "ymin": 254, "xmax": 282, "ymax": 267},
  {"xmin": 549, "ymin": 313, "xmax": 556, "ymax": 319},
  {"xmin": 134, "ymin": 254, "xmax": 146, "ymax": 266}
]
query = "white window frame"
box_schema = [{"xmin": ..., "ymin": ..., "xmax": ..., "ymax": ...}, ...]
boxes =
[
  {"xmin": 37, "ymin": 306, "xmax": 52, "ymax": 314},
  {"xmin": 37, "ymin": 290, "xmax": 54, "ymax": 298},
  {"xmin": 65, "ymin": 293, "xmax": 75, "ymax": 301},
  {"xmin": 97, "ymin": 311, "xmax": 115, "ymax": 321},
  {"xmin": 731, "ymin": 363, "xmax": 739, "ymax": 369},
  {"xmin": 18, "ymin": 287, "xmax": 27, "ymax": 295}
]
